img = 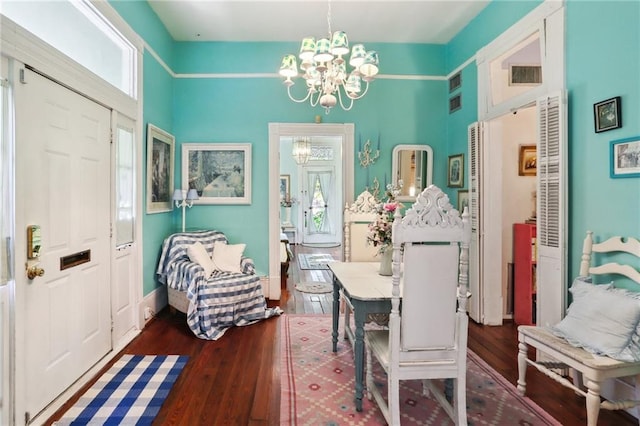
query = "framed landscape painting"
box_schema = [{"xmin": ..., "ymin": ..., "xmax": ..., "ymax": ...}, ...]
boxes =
[
  {"xmin": 146, "ymin": 124, "xmax": 174, "ymax": 213},
  {"xmin": 182, "ymin": 143, "xmax": 252, "ymax": 204}
]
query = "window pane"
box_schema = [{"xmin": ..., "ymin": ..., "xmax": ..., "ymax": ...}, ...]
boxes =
[
  {"xmin": 116, "ymin": 126, "xmax": 134, "ymax": 246},
  {"xmin": 489, "ymin": 32, "xmax": 542, "ymax": 106},
  {"xmin": 2, "ymin": 0, "xmax": 136, "ymax": 97}
]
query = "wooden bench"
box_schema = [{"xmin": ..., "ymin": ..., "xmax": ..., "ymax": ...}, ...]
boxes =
[{"xmin": 517, "ymin": 231, "xmax": 640, "ymax": 426}]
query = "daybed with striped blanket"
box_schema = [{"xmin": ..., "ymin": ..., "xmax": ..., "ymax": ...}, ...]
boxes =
[{"xmin": 157, "ymin": 230, "xmax": 282, "ymax": 340}]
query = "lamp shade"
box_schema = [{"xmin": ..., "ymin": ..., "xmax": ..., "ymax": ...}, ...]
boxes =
[
  {"xmin": 299, "ymin": 37, "xmax": 316, "ymax": 61},
  {"xmin": 279, "ymin": 54, "xmax": 298, "ymax": 78},
  {"xmin": 186, "ymin": 189, "xmax": 199, "ymax": 201},
  {"xmin": 349, "ymin": 44, "xmax": 366, "ymax": 68},
  {"xmin": 330, "ymin": 31, "xmax": 349, "ymax": 56},
  {"xmin": 359, "ymin": 51, "xmax": 379, "ymax": 78},
  {"xmin": 173, "ymin": 189, "xmax": 184, "ymax": 201},
  {"xmin": 314, "ymin": 38, "xmax": 333, "ymax": 63},
  {"xmin": 345, "ymin": 73, "xmax": 362, "ymax": 95}
]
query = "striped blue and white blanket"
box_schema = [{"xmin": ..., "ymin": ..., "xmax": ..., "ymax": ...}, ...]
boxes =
[{"xmin": 157, "ymin": 231, "xmax": 282, "ymax": 340}]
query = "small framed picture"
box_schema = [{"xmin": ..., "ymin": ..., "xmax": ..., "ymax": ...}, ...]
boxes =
[
  {"xmin": 182, "ymin": 143, "xmax": 252, "ymax": 204},
  {"xmin": 594, "ymin": 96, "xmax": 622, "ymax": 133},
  {"xmin": 518, "ymin": 145, "xmax": 537, "ymax": 176},
  {"xmin": 610, "ymin": 136, "xmax": 640, "ymax": 178},
  {"xmin": 146, "ymin": 124, "xmax": 175, "ymax": 214},
  {"xmin": 279, "ymin": 174, "xmax": 290, "ymax": 202},
  {"xmin": 447, "ymin": 153, "xmax": 464, "ymax": 188},
  {"xmin": 457, "ymin": 189, "xmax": 469, "ymax": 213}
]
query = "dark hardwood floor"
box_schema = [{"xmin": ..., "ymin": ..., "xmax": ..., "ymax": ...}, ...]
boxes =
[{"xmin": 46, "ymin": 244, "xmax": 636, "ymax": 425}]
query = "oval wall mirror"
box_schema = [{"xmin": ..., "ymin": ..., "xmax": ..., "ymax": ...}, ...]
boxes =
[{"xmin": 391, "ymin": 144, "xmax": 433, "ymax": 202}]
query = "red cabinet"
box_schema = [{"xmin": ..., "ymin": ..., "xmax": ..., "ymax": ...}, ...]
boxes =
[{"xmin": 514, "ymin": 223, "xmax": 537, "ymax": 325}]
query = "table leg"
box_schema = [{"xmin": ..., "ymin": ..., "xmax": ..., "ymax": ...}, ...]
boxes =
[
  {"xmin": 332, "ymin": 275, "xmax": 340, "ymax": 352},
  {"xmin": 353, "ymin": 302, "xmax": 366, "ymax": 412}
]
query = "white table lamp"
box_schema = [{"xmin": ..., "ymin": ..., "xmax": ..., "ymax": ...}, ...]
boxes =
[{"xmin": 173, "ymin": 188, "xmax": 199, "ymax": 232}]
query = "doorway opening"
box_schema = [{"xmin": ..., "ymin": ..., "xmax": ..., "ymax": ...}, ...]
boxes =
[
  {"xmin": 267, "ymin": 123, "xmax": 354, "ymax": 301},
  {"xmin": 471, "ymin": 1, "xmax": 565, "ymax": 326}
]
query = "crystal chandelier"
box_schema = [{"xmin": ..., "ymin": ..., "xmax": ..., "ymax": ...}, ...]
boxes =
[
  {"xmin": 292, "ymin": 137, "xmax": 311, "ymax": 164},
  {"xmin": 278, "ymin": 0, "xmax": 379, "ymax": 114}
]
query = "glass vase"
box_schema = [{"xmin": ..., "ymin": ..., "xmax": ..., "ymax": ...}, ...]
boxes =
[{"xmin": 379, "ymin": 248, "xmax": 393, "ymax": 276}]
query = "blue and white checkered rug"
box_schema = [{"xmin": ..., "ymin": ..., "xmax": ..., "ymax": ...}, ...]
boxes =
[{"xmin": 55, "ymin": 354, "xmax": 188, "ymax": 425}]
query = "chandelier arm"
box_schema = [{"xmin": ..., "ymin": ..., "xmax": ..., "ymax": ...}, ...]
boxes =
[
  {"xmin": 336, "ymin": 87, "xmax": 355, "ymax": 111},
  {"xmin": 309, "ymin": 90, "xmax": 321, "ymax": 107},
  {"xmin": 286, "ymin": 85, "xmax": 314, "ymax": 104}
]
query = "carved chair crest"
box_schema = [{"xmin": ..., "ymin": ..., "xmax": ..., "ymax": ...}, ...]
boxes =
[
  {"xmin": 346, "ymin": 189, "xmax": 379, "ymax": 214},
  {"xmin": 401, "ymin": 185, "xmax": 463, "ymax": 230}
]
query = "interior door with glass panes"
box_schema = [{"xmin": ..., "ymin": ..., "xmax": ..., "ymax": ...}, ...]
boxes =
[{"xmin": 301, "ymin": 166, "xmax": 340, "ymax": 245}]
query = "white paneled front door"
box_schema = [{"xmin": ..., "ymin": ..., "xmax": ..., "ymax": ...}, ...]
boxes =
[
  {"xmin": 15, "ymin": 68, "xmax": 112, "ymax": 419},
  {"xmin": 301, "ymin": 166, "xmax": 339, "ymax": 245}
]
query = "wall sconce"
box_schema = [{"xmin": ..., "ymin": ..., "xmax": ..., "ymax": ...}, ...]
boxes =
[
  {"xmin": 173, "ymin": 189, "xmax": 199, "ymax": 232},
  {"xmin": 358, "ymin": 134, "xmax": 380, "ymax": 167}
]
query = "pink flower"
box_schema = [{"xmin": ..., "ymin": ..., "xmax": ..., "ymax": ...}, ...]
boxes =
[{"xmin": 383, "ymin": 202, "xmax": 398, "ymax": 212}]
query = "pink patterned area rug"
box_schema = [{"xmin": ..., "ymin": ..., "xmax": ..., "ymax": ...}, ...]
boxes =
[{"xmin": 280, "ymin": 314, "xmax": 560, "ymax": 425}]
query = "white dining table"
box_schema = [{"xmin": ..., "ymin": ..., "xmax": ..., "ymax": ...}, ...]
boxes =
[{"xmin": 329, "ymin": 261, "xmax": 402, "ymax": 412}]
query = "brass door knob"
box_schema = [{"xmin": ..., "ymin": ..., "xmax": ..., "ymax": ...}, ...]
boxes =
[{"xmin": 27, "ymin": 266, "xmax": 45, "ymax": 280}]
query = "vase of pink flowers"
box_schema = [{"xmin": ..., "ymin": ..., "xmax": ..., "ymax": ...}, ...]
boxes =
[{"xmin": 366, "ymin": 182, "xmax": 403, "ymax": 276}]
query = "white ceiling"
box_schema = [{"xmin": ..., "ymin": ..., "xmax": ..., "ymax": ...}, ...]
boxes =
[{"xmin": 148, "ymin": 1, "xmax": 490, "ymax": 44}]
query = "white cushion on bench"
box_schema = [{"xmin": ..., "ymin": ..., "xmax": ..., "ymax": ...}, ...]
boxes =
[{"xmin": 552, "ymin": 278, "xmax": 640, "ymax": 362}]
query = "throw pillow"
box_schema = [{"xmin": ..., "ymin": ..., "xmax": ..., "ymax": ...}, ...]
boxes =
[
  {"xmin": 552, "ymin": 279, "xmax": 640, "ymax": 361},
  {"xmin": 187, "ymin": 242, "xmax": 216, "ymax": 278},
  {"xmin": 211, "ymin": 241, "xmax": 246, "ymax": 274}
]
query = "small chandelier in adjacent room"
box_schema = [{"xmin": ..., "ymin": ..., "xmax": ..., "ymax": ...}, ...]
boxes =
[
  {"xmin": 278, "ymin": 0, "xmax": 379, "ymax": 114},
  {"xmin": 292, "ymin": 137, "xmax": 311, "ymax": 164}
]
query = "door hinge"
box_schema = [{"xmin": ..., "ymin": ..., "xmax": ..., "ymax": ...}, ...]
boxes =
[
  {"xmin": 19, "ymin": 69, "xmax": 27, "ymax": 84},
  {"xmin": 25, "ymin": 411, "xmax": 31, "ymax": 424}
]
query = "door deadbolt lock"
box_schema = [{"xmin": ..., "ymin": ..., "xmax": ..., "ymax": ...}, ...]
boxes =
[{"xmin": 27, "ymin": 266, "xmax": 45, "ymax": 280}]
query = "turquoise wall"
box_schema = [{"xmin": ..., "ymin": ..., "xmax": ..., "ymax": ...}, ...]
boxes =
[
  {"xmin": 565, "ymin": 0, "xmax": 640, "ymax": 283},
  {"xmin": 111, "ymin": 0, "xmax": 640, "ymax": 295}
]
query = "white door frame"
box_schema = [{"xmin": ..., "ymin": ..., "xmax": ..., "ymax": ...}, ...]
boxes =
[
  {"xmin": 1, "ymin": 9, "xmax": 144, "ymax": 423},
  {"xmin": 268, "ymin": 123, "xmax": 354, "ymax": 300},
  {"xmin": 475, "ymin": 1, "xmax": 565, "ymax": 325}
]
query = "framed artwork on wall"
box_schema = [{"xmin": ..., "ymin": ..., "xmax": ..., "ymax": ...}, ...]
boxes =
[
  {"xmin": 182, "ymin": 143, "xmax": 252, "ymax": 204},
  {"xmin": 594, "ymin": 96, "xmax": 622, "ymax": 133},
  {"xmin": 280, "ymin": 174, "xmax": 290, "ymax": 202},
  {"xmin": 447, "ymin": 153, "xmax": 464, "ymax": 188},
  {"xmin": 457, "ymin": 189, "xmax": 469, "ymax": 213},
  {"xmin": 518, "ymin": 145, "xmax": 537, "ymax": 176},
  {"xmin": 146, "ymin": 124, "xmax": 175, "ymax": 213},
  {"xmin": 610, "ymin": 136, "xmax": 640, "ymax": 178}
]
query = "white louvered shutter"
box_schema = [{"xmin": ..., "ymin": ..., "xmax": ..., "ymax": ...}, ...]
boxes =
[
  {"xmin": 536, "ymin": 91, "xmax": 567, "ymax": 327},
  {"xmin": 468, "ymin": 122, "xmax": 482, "ymax": 322}
]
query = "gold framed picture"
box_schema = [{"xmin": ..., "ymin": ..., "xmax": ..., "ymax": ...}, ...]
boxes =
[{"xmin": 518, "ymin": 145, "xmax": 537, "ymax": 176}]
